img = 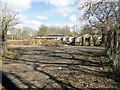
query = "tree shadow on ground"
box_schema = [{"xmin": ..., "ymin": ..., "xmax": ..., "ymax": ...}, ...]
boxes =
[
  {"xmin": 25, "ymin": 47, "xmax": 109, "ymax": 67},
  {"xmin": 4, "ymin": 72, "xmax": 39, "ymax": 89},
  {"xmin": 3, "ymin": 46, "xmax": 120, "ymax": 88},
  {"xmin": 33, "ymin": 65, "xmax": 80, "ymax": 89}
]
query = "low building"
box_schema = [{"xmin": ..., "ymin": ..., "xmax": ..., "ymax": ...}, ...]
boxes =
[
  {"xmin": 35, "ymin": 34, "xmax": 76, "ymax": 43},
  {"xmin": 35, "ymin": 34, "xmax": 64, "ymax": 41},
  {"xmin": 63, "ymin": 36, "xmax": 69, "ymax": 42}
]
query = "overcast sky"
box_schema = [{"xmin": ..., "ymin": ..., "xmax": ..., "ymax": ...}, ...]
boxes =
[{"xmin": 2, "ymin": 0, "xmax": 80, "ymax": 30}]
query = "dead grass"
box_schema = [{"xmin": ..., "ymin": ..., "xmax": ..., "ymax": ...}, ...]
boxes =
[
  {"xmin": 2, "ymin": 46, "xmax": 120, "ymax": 88},
  {"xmin": 2, "ymin": 47, "xmax": 23, "ymax": 64},
  {"xmin": 30, "ymin": 40, "xmax": 64, "ymax": 47},
  {"xmin": 7, "ymin": 39, "xmax": 65, "ymax": 47}
]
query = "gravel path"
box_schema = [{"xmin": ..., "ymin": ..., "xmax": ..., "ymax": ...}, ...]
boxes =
[{"xmin": 3, "ymin": 46, "xmax": 120, "ymax": 89}]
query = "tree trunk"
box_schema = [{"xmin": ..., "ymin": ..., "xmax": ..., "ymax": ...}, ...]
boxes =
[
  {"xmin": 88, "ymin": 37, "xmax": 91, "ymax": 46},
  {"xmin": 102, "ymin": 33, "xmax": 105, "ymax": 44},
  {"xmin": 104, "ymin": 35, "xmax": 108, "ymax": 54},
  {"xmin": 112, "ymin": 30, "xmax": 117, "ymax": 66},
  {"xmin": 117, "ymin": 29, "xmax": 120, "ymax": 72},
  {"xmin": 101, "ymin": 27, "xmax": 105, "ymax": 45},
  {"xmin": 2, "ymin": 34, "xmax": 8, "ymax": 53},
  {"xmin": 82, "ymin": 36, "xmax": 84, "ymax": 46},
  {"xmin": 12, "ymin": 35, "xmax": 13, "ymax": 40},
  {"xmin": 93, "ymin": 36, "xmax": 96, "ymax": 46},
  {"xmin": 117, "ymin": 0, "xmax": 120, "ymax": 72},
  {"xmin": 108, "ymin": 30, "xmax": 112, "ymax": 58},
  {"xmin": 118, "ymin": 30, "xmax": 120, "ymax": 62},
  {"xmin": 0, "ymin": 35, "xmax": 2, "ymax": 57}
]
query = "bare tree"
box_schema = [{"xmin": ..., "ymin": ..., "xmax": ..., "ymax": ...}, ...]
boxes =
[
  {"xmin": 0, "ymin": 2, "xmax": 19, "ymax": 53},
  {"xmin": 37, "ymin": 25, "xmax": 71, "ymax": 36},
  {"xmin": 79, "ymin": 1, "xmax": 118, "ymax": 43},
  {"xmin": 72, "ymin": 25, "xmax": 80, "ymax": 36},
  {"xmin": 78, "ymin": 0, "xmax": 119, "ymax": 66},
  {"xmin": 38, "ymin": 25, "xmax": 48, "ymax": 36},
  {"xmin": 21, "ymin": 27, "xmax": 33, "ymax": 40}
]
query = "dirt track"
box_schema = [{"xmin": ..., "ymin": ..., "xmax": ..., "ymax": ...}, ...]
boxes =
[{"xmin": 3, "ymin": 46, "xmax": 120, "ymax": 89}]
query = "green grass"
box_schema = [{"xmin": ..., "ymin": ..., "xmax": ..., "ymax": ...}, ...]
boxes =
[{"xmin": 67, "ymin": 77, "xmax": 74, "ymax": 85}]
